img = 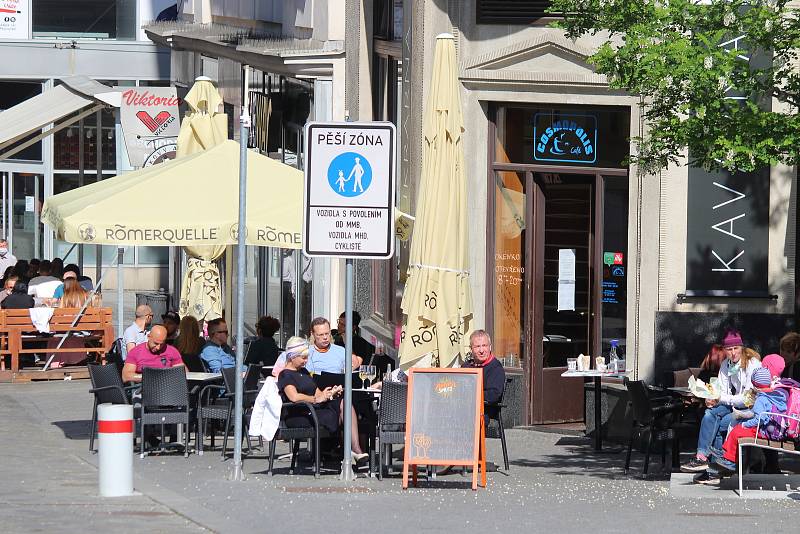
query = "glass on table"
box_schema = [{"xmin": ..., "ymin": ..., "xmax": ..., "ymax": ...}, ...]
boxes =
[
  {"xmin": 358, "ymin": 365, "xmax": 368, "ymax": 388},
  {"xmin": 367, "ymin": 365, "xmax": 377, "ymax": 387},
  {"xmin": 567, "ymin": 358, "xmax": 577, "ymax": 372}
]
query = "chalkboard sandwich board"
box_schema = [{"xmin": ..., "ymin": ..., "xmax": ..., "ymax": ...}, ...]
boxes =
[{"xmin": 402, "ymin": 368, "xmax": 486, "ymax": 490}]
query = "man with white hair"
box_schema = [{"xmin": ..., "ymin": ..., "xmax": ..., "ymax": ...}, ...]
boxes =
[{"xmin": 464, "ymin": 330, "xmax": 506, "ymax": 408}]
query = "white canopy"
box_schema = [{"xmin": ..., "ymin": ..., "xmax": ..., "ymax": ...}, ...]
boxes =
[{"xmin": 0, "ymin": 76, "xmax": 118, "ymax": 161}]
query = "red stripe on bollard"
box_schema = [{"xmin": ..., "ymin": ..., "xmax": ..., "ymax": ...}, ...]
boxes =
[{"xmin": 97, "ymin": 419, "xmax": 133, "ymax": 434}]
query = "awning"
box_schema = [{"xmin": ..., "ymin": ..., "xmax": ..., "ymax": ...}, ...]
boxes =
[{"xmin": 0, "ymin": 76, "xmax": 118, "ymax": 162}]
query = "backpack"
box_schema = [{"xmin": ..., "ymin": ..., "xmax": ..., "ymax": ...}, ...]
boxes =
[{"xmin": 761, "ymin": 379, "xmax": 800, "ymax": 441}]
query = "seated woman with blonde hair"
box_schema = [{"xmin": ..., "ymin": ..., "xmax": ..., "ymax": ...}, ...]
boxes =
[
  {"xmin": 277, "ymin": 336, "xmax": 369, "ymax": 467},
  {"xmin": 58, "ymin": 278, "xmax": 88, "ymax": 308}
]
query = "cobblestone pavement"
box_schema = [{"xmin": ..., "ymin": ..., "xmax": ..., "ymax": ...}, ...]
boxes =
[{"xmin": 2, "ymin": 381, "xmax": 799, "ymax": 533}]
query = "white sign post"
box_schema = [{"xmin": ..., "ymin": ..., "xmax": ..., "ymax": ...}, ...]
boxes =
[
  {"xmin": 303, "ymin": 122, "xmax": 396, "ymax": 259},
  {"xmin": 303, "ymin": 121, "xmax": 396, "ymax": 482}
]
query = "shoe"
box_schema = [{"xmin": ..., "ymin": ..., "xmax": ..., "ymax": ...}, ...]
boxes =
[
  {"xmin": 710, "ymin": 456, "xmax": 736, "ymax": 475},
  {"xmin": 351, "ymin": 452, "xmax": 368, "ymax": 462},
  {"xmin": 680, "ymin": 457, "xmax": 709, "ymax": 473},
  {"xmin": 693, "ymin": 471, "xmax": 721, "ymax": 486},
  {"xmin": 437, "ymin": 465, "xmax": 455, "ymax": 476}
]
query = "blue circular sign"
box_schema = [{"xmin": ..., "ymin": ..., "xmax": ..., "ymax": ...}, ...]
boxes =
[{"xmin": 327, "ymin": 152, "xmax": 372, "ymax": 197}]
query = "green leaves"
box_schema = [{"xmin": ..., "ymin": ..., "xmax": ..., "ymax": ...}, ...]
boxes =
[{"xmin": 548, "ymin": 0, "xmax": 800, "ymax": 171}]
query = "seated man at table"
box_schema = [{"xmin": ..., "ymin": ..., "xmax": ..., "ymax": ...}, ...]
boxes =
[
  {"xmin": 463, "ymin": 330, "xmax": 506, "ymax": 421},
  {"xmin": 306, "ymin": 316, "xmax": 362, "ymax": 375},
  {"xmin": 122, "ymin": 325, "xmax": 185, "ymax": 383},
  {"xmin": 200, "ymin": 318, "xmax": 240, "ymax": 373},
  {"xmin": 333, "ymin": 311, "xmax": 375, "ymax": 365}
]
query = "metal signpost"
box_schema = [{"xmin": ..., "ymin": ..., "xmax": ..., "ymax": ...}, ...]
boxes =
[{"xmin": 303, "ymin": 121, "xmax": 396, "ymax": 480}]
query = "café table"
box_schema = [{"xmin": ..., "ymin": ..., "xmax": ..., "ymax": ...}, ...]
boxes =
[
  {"xmin": 186, "ymin": 371, "xmax": 222, "ymax": 383},
  {"xmin": 561, "ymin": 369, "xmax": 629, "ymax": 451}
]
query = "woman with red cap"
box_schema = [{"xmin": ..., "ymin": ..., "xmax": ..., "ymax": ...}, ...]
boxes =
[{"xmin": 681, "ymin": 330, "xmax": 762, "ymax": 484}]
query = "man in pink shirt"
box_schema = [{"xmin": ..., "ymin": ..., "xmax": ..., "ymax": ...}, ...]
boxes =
[{"xmin": 122, "ymin": 325, "xmax": 184, "ymax": 383}]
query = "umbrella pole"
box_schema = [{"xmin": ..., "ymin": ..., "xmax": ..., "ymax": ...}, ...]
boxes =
[
  {"xmin": 117, "ymin": 247, "xmax": 123, "ymax": 337},
  {"xmin": 341, "ymin": 258, "xmax": 355, "ymax": 481},
  {"xmin": 231, "ymin": 66, "xmax": 250, "ymax": 482}
]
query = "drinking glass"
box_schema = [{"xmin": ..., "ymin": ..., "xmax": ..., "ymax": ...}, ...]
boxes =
[
  {"xmin": 367, "ymin": 365, "xmax": 377, "ymax": 387},
  {"xmin": 358, "ymin": 365, "xmax": 368, "ymax": 388}
]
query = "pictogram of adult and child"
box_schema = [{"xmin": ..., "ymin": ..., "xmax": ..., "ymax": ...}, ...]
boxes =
[{"xmin": 327, "ymin": 152, "xmax": 373, "ymax": 197}]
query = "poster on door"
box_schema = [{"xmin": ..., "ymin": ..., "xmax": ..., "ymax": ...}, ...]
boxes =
[
  {"xmin": 0, "ymin": 0, "xmax": 29, "ymax": 39},
  {"xmin": 118, "ymin": 87, "xmax": 181, "ymax": 168}
]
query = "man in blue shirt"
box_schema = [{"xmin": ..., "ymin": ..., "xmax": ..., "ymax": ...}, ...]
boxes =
[
  {"xmin": 306, "ymin": 316, "xmax": 362, "ymax": 374},
  {"xmin": 200, "ymin": 318, "xmax": 239, "ymax": 373}
]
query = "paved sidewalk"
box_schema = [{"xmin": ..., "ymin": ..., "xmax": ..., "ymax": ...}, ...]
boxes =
[{"xmin": 2, "ymin": 381, "xmax": 799, "ymax": 533}]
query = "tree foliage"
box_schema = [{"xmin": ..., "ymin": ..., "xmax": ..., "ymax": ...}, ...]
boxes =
[{"xmin": 548, "ymin": 0, "xmax": 800, "ymax": 172}]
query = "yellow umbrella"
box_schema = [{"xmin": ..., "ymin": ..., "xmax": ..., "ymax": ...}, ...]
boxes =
[
  {"xmin": 175, "ymin": 77, "xmax": 228, "ymax": 321},
  {"xmin": 41, "ymin": 141, "xmax": 302, "ymax": 246},
  {"xmin": 399, "ymin": 34, "xmax": 473, "ymax": 369},
  {"xmin": 176, "ymin": 76, "xmax": 228, "ymax": 157}
]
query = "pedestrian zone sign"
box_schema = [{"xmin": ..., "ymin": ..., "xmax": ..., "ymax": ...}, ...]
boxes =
[{"xmin": 303, "ymin": 122, "xmax": 396, "ymax": 259}]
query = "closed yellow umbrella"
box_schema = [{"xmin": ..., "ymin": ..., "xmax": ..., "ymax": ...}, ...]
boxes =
[
  {"xmin": 176, "ymin": 76, "xmax": 228, "ymax": 157},
  {"xmin": 176, "ymin": 77, "xmax": 229, "ymax": 321},
  {"xmin": 399, "ymin": 34, "xmax": 472, "ymax": 369}
]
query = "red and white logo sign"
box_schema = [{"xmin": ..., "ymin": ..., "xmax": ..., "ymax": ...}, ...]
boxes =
[
  {"xmin": 136, "ymin": 111, "xmax": 173, "ymax": 133},
  {"xmin": 119, "ymin": 87, "xmax": 181, "ymax": 168}
]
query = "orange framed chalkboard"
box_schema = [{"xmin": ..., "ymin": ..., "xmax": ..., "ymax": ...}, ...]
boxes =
[{"xmin": 402, "ymin": 368, "xmax": 486, "ymax": 490}]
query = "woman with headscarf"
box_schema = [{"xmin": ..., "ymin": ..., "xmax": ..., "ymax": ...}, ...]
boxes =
[{"xmin": 276, "ymin": 337, "xmax": 369, "ymax": 466}]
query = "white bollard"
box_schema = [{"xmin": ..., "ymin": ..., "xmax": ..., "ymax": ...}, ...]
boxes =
[{"xmin": 97, "ymin": 403, "xmax": 134, "ymax": 497}]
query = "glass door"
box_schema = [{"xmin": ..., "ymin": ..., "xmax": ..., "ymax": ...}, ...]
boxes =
[
  {"xmin": 530, "ymin": 172, "xmax": 598, "ymax": 424},
  {"xmin": 10, "ymin": 173, "xmax": 44, "ymax": 261}
]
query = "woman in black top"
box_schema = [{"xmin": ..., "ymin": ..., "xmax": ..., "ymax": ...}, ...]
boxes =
[
  {"xmin": 277, "ymin": 342, "xmax": 369, "ymax": 464},
  {"xmin": 1, "ymin": 282, "xmax": 34, "ymax": 309},
  {"xmin": 246, "ymin": 315, "xmax": 281, "ymax": 366}
]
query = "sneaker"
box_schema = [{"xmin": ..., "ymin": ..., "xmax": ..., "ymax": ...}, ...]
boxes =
[
  {"xmin": 680, "ymin": 457, "xmax": 709, "ymax": 473},
  {"xmin": 693, "ymin": 471, "xmax": 721, "ymax": 486}
]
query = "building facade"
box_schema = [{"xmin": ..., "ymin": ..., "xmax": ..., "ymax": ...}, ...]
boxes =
[
  {"xmin": 142, "ymin": 1, "xmax": 797, "ymax": 427},
  {"xmin": 0, "ymin": 0, "xmax": 173, "ymax": 289},
  {"xmin": 352, "ymin": 1, "xmax": 797, "ymax": 426}
]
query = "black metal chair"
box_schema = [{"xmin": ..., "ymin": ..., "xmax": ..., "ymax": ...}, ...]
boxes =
[
  {"xmin": 104, "ymin": 338, "xmax": 126, "ymax": 376},
  {"xmin": 485, "ymin": 377, "xmax": 512, "ymax": 471},
  {"xmin": 139, "ymin": 366, "xmax": 191, "ymax": 458},
  {"xmin": 377, "ymin": 381, "xmax": 407, "ymax": 480},
  {"xmin": 196, "ymin": 364, "xmax": 261, "ymax": 456},
  {"xmin": 624, "ymin": 377, "xmax": 690, "ymax": 475},
  {"xmin": 87, "ymin": 362, "xmax": 139, "ymax": 452},
  {"xmin": 268, "ymin": 401, "xmax": 331, "ymax": 478}
]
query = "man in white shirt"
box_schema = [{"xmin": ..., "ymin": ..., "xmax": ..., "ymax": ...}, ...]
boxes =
[
  {"xmin": 0, "ymin": 239, "xmax": 16, "ymax": 275},
  {"xmin": 27, "ymin": 260, "xmax": 62, "ymax": 300}
]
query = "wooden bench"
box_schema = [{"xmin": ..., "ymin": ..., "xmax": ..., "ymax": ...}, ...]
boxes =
[
  {"xmin": 0, "ymin": 307, "xmax": 114, "ymax": 382},
  {"xmin": 737, "ymin": 413, "xmax": 800, "ymax": 497}
]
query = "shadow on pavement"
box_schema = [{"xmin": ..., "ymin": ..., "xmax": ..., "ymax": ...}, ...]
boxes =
[
  {"xmin": 52, "ymin": 420, "xmax": 92, "ymax": 440},
  {"xmin": 510, "ymin": 435, "xmax": 672, "ymax": 481}
]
